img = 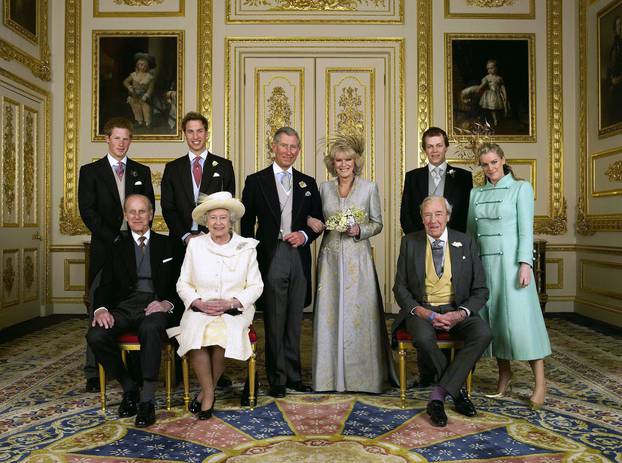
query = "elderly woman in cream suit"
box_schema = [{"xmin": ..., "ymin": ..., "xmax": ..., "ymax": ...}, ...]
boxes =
[{"xmin": 167, "ymin": 192, "xmax": 263, "ymax": 420}]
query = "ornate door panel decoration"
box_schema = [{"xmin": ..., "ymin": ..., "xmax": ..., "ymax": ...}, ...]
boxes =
[
  {"xmin": 22, "ymin": 248, "xmax": 38, "ymax": 303},
  {"xmin": 2, "ymin": 99, "xmax": 19, "ymax": 227},
  {"xmin": 93, "ymin": 0, "xmax": 185, "ymax": 17},
  {"xmin": 23, "ymin": 108, "xmax": 38, "ymax": 227},
  {"xmin": 1, "ymin": 249, "xmax": 19, "ymax": 308},
  {"xmin": 226, "ymin": 0, "xmax": 403, "ymax": 23},
  {"xmin": 324, "ymin": 68, "xmax": 376, "ymax": 180},
  {"xmin": 256, "ymin": 69, "xmax": 304, "ymax": 169},
  {"xmin": 0, "ymin": 69, "xmax": 49, "ymax": 328}
]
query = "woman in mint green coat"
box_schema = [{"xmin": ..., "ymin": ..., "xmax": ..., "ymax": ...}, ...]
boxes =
[{"xmin": 467, "ymin": 143, "xmax": 551, "ymax": 409}]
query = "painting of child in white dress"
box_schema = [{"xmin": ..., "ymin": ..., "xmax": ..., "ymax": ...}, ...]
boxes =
[
  {"xmin": 94, "ymin": 33, "xmax": 182, "ymax": 141},
  {"xmin": 449, "ymin": 36, "xmax": 534, "ymax": 141}
]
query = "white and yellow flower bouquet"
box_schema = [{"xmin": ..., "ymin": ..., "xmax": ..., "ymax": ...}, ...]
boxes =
[{"xmin": 325, "ymin": 207, "xmax": 367, "ymax": 232}]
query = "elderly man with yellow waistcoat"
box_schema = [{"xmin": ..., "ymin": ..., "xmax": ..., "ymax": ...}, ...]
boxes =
[{"xmin": 392, "ymin": 196, "xmax": 491, "ymax": 427}]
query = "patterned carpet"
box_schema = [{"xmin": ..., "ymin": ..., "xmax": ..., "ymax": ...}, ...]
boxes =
[{"xmin": 0, "ymin": 317, "xmax": 621, "ymax": 462}]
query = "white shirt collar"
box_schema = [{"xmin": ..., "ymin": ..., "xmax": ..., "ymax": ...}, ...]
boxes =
[
  {"xmin": 272, "ymin": 162, "xmax": 293, "ymax": 176},
  {"xmin": 131, "ymin": 229, "xmax": 151, "ymax": 246},
  {"xmin": 107, "ymin": 154, "xmax": 127, "ymax": 167},
  {"xmin": 426, "ymin": 228, "xmax": 448, "ymax": 246},
  {"xmin": 188, "ymin": 150, "xmax": 208, "ymax": 161},
  {"xmin": 428, "ymin": 161, "xmax": 448, "ymax": 174}
]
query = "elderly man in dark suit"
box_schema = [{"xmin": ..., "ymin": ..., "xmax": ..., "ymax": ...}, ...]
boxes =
[
  {"xmin": 78, "ymin": 117, "xmax": 155, "ymax": 392},
  {"xmin": 393, "ymin": 196, "xmax": 491, "ymax": 427},
  {"xmin": 399, "ymin": 126, "xmax": 473, "ymax": 386},
  {"xmin": 160, "ymin": 111, "xmax": 235, "ymax": 251},
  {"xmin": 241, "ymin": 127, "xmax": 323, "ymax": 398},
  {"xmin": 87, "ymin": 194, "xmax": 180, "ymax": 428}
]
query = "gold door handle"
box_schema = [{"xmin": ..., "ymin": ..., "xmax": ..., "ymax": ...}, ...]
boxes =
[{"xmin": 32, "ymin": 232, "xmax": 42, "ymax": 241}]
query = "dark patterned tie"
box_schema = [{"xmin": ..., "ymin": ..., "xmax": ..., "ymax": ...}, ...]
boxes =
[
  {"xmin": 432, "ymin": 239, "xmax": 444, "ymax": 277},
  {"xmin": 138, "ymin": 236, "xmax": 146, "ymax": 255}
]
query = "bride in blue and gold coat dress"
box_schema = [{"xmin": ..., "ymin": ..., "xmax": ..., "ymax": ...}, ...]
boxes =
[{"xmin": 467, "ymin": 142, "xmax": 551, "ymax": 410}]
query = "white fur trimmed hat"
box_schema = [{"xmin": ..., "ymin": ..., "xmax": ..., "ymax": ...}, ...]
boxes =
[{"xmin": 191, "ymin": 191, "xmax": 245, "ymax": 225}]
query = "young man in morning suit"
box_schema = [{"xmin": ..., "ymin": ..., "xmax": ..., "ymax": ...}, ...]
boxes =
[
  {"xmin": 78, "ymin": 117, "xmax": 155, "ymax": 392},
  {"xmin": 160, "ymin": 111, "xmax": 235, "ymax": 253},
  {"xmin": 393, "ymin": 196, "xmax": 491, "ymax": 427},
  {"xmin": 400, "ymin": 126, "xmax": 472, "ymax": 234},
  {"xmin": 87, "ymin": 194, "xmax": 181, "ymax": 428},
  {"xmin": 399, "ymin": 126, "xmax": 473, "ymax": 386},
  {"xmin": 160, "ymin": 111, "xmax": 235, "ymax": 388},
  {"xmin": 241, "ymin": 127, "xmax": 323, "ymax": 398}
]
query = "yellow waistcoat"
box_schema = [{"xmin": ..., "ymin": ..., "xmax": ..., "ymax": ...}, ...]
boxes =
[{"xmin": 425, "ymin": 241, "xmax": 454, "ymax": 305}]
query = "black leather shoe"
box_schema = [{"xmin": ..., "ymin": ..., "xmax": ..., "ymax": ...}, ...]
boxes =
[
  {"xmin": 198, "ymin": 399, "xmax": 215, "ymax": 420},
  {"xmin": 269, "ymin": 385, "xmax": 286, "ymax": 398},
  {"xmin": 453, "ymin": 389, "xmax": 477, "ymax": 417},
  {"xmin": 426, "ymin": 400, "xmax": 448, "ymax": 427},
  {"xmin": 85, "ymin": 377, "xmax": 100, "ymax": 393},
  {"xmin": 118, "ymin": 390, "xmax": 139, "ymax": 418},
  {"xmin": 286, "ymin": 381, "xmax": 313, "ymax": 393},
  {"xmin": 135, "ymin": 401, "xmax": 156, "ymax": 427},
  {"xmin": 217, "ymin": 375, "xmax": 232, "ymax": 388},
  {"xmin": 188, "ymin": 393, "xmax": 201, "ymax": 414}
]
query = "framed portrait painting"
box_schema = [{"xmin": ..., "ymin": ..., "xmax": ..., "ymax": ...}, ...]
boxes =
[
  {"xmin": 3, "ymin": 0, "xmax": 38, "ymax": 44},
  {"xmin": 598, "ymin": 0, "xmax": 622, "ymax": 138},
  {"xmin": 446, "ymin": 34, "xmax": 535, "ymax": 142},
  {"xmin": 92, "ymin": 31, "xmax": 184, "ymax": 141}
]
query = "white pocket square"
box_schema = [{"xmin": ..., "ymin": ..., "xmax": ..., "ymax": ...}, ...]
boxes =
[
  {"xmin": 305, "ymin": 191, "xmax": 311, "ymax": 197},
  {"xmin": 212, "ymin": 172, "xmax": 221, "ymax": 177},
  {"xmin": 162, "ymin": 257, "xmax": 173, "ymax": 263},
  {"xmin": 134, "ymin": 181, "xmax": 143, "ymax": 186}
]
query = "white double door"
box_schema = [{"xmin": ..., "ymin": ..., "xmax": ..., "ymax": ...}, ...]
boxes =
[{"xmin": 238, "ymin": 56, "xmax": 394, "ymax": 309}]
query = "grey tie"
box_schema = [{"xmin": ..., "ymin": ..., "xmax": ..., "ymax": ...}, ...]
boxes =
[
  {"xmin": 432, "ymin": 166, "xmax": 443, "ymax": 187},
  {"xmin": 280, "ymin": 171, "xmax": 291, "ymax": 192},
  {"xmin": 432, "ymin": 239, "xmax": 444, "ymax": 277}
]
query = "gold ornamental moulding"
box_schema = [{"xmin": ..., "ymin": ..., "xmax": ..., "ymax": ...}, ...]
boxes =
[
  {"xmin": 227, "ymin": 0, "xmax": 403, "ymax": 23},
  {"xmin": 93, "ymin": 0, "xmax": 185, "ymax": 17},
  {"xmin": 605, "ymin": 161, "xmax": 622, "ymax": 183},
  {"xmin": 3, "ymin": 100, "xmax": 18, "ymax": 219},
  {"xmin": 445, "ymin": 0, "xmax": 534, "ymax": 19},
  {"xmin": 578, "ymin": 0, "xmax": 622, "ymax": 233},
  {"xmin": 61, "ymin": 0, "xmax": 212, "ymax": 235},
  {"xmin": 0, "ymin": 0, "xmax": 50, "ymax": 80}
]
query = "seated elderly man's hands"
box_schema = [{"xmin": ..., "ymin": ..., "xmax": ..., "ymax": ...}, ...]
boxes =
[
  {"xmin": 145, "ymin": 300, "xmax": 172, "ymax": 315},
  {"xmin": 92, "ymin": 309, "xmax": 115, "ymax": 329},
  {"xmin": 432, "ymin": 310, "xmax": 466, "ymax": 331}
]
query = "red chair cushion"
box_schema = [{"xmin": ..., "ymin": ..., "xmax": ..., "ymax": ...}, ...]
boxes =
[
  {"xmin": 118, "ymin": 333, "xmax": 140, "ymax": 344},
  {"xmin": 395, "ymin": 328, "xmax": 413, "ymax": 342},
  {"xmin": 395, "ymin": 328, "xmax": 456, "ymax": 343},
  {"xmin": 248, "ymin": 325, "xmax": 257, "ymax": 343}
]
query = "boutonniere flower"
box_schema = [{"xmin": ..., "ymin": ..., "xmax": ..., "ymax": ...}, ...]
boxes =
[
  {"xmin": 212, "ymin": 160, "xmax": 218, "ymax": 167},
  {"xmin": 130, "ymin": 170, "xmax": 138, "ymax": 178},
  {"xmin": 451, "ymin": 241, "xmax": 462, "ymax": 248},
  {"xmin": 448, "ymin": 169, "xmax": 455, "ymax": 177},
  {"xmin": 299, "ymin": 181, "xmax": 307, "ymax": 188}
]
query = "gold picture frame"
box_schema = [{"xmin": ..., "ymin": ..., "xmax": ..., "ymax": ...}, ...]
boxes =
[
  {"xmin": 597, "ymin": 0, "xmax": 622, "ymax": 138},
  {"xmin": 445, "ymin": 33, "xmax": 536, "ymax": 143},
  {"xmin": 91, "ymin": 30, "xmax": 184, "ymax": 142},
  {"xmin": 0, "ymin": 0, "xmax": 50, "ymax": 80}
]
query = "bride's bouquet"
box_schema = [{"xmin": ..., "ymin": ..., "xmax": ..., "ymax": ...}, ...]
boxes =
[{"xmin": 325, "ymin": 207, "xmax": 366, "ymax": 232}]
